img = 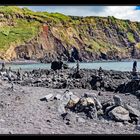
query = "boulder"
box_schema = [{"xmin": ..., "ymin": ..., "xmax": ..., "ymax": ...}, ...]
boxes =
[
  {"xmin": 51, "ymin": 61, "xmax": 63, "ymax": 71},
  {"xmin": 113, "ymin": 95, "xmax": 122, "ymax": 106},
  {"xmin": 65, "ymin": 90, "xmax": 73, "ymax": 99},
  {"xmin": 59, "ymin": 90, "xmax": 73, "ymax": 103},
  {"xmin": 86, "ymin": 97, "xmax": 95, "ymax": 106},
  {"xmin": 66, "ymin": 94, "xmax": 80, "ymax": 108},
  {"xmin": 40, "ymin": 94, "xmax": 53, "ymax": 101},
  {"xmin": 54, "ymin": 94, "xmax": 62, "ymax": 100},
  {"xmin": 78, "ymin": 97, "xmax": 88, "ymax": 107},
  {"xmin": 58, "ymin": 90, "xmax": 74, "ymax": 115},
  {"xmin": 74, "ymin": 97, "xmax": 95, "ymax": 113},
  {"xmin": 108, "ymin": 106, "xmax": 130, "ymax": 121},
  {"xmin": 124, "ymin": 104, "xmax": 140, "ymax": 117},
  {"xmin": 83, "ymin": 93, "xmax": 101, "ymax": 110}
]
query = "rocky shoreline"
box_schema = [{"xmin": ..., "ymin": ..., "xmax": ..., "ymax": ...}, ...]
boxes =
[
  {"xmin": 0, "ymin": 64, "xmax": 140, "ymax": 134},
  {"xmin": 1, "ymin": 66, "xmax": 140, "ymax": 96}
]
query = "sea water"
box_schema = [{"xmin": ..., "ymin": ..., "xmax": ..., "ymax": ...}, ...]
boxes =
[{"xmin": 2, "ymin": 61, "xmax": 140, "ymax": 72}]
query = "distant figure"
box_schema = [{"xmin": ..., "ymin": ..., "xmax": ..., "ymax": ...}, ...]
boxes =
[
  {"xmin": 11, "ymin": 82, "xmax": 14, "ymax": 91},
  {"xmin": 99, "ymin": 67, "xmax": 103, "ymax": 72},
  {"xmin": 132, "ymin": 61, "xmax": 138, "ymax": 78},
  {"xmin": 1, "ymin": 63, "xmax": 5, "ymax": 71},
  {"xmin": 133, "ymin": 61, "xmax": 137, "ymax": 71},
  {"xmin": 6, "ymin": 69, "xmax": 12, "ymax": 81},
  {"xmin": 98, "ymin": 67, "xmax": 103, "ymax": 80},
  {"xmin": 8, "ymin": 67, "xmax": 12, "ymax": 72},
  {"xmin": 76, "ymin": 60, "xmax": 79, "ymax": 73},
  {"xmin": 17, "ymin": 69, "xmax": 21, "ymax": 80}
]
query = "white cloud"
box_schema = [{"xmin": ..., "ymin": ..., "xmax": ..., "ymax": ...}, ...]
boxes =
[
  {"xmin": 99, "ymin": 6, "xmax": 140, "ymax": 22},
  {"xmin": 45, "ymin": 6, "xmax": 140, "ymax": 22},
  {"xmin": 20, "ymin": 6, "xmax": 140, "ymax": 22}
]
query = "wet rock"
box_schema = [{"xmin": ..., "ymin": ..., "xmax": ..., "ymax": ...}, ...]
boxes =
[
  {"xmin": 124, "ymin": 104, "xmax": 140, "ymax": 117},
  {"xmin": 108, "ymin": 106, "xmax": 130, "ymax": 121},
  {"xmin": 113, "ymin": 95, "xmax": 122, "ymax": 106}
]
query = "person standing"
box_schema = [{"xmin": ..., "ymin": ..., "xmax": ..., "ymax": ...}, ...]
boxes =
[{"xmin": 132, "ymin": 61, "xmax": 138, "ymax": 79}]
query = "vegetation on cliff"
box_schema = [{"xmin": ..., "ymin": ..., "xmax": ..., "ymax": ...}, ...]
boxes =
[{"xmin": 0, "ymin": 6, "xmax": 140, "ymax": 61}]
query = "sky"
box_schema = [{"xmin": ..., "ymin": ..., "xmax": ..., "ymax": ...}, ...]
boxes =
[{"xmin": 20, "ymin": 6, "xmax": 140, "ymax": 22}]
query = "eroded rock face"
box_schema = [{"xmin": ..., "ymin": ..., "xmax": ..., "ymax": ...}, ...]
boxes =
[{"xmin": 1, "ymin": 7, "xmax": 140, "ymax": 62}]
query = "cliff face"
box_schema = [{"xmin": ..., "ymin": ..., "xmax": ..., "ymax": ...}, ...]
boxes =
[{"xmin": 0, "ymin": 6, "xmax": 140, "ymax": 62}]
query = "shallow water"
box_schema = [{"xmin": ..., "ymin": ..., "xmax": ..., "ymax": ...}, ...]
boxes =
[{"xmin": 1, "ymin": 61, "xmax": 140, "ymax": 72}]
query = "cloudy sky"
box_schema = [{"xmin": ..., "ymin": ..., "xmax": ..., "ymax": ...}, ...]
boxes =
[{"xmin": 20, "ymin": 6, "xmax": 140, "ymax": 22}]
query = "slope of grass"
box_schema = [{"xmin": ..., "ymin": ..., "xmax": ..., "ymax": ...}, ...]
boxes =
[
  {"xmin": 0, "ymin": 19, "xmax": 40, "ymax": 51},
  {"xmin": 127, "ymin": 32, "xmax": 135, "ymax": 43},
  {"xmin": 0, "ymin": 6, "xmax": 139, "ymax": 56}
]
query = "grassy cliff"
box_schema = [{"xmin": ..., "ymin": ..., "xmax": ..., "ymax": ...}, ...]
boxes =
[{"xmin": 0, "ymin": 6, "xmax": 140, "ymax": 61}]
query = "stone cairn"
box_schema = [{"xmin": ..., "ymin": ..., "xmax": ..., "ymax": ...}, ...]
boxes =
[
  {"xmin": 132, "ymin": 61, "xmax": 138, "ymax": 79},
  {"xmin": 41, "ymin": 90, "xmax": 140, "ymax": 125}
]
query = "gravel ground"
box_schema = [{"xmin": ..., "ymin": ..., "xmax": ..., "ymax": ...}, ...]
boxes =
[{"xmin": 0, "ymin": 81, "xmax": 140, "ymax": 134}]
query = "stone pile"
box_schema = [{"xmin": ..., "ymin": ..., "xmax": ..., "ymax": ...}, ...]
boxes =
[{"xmin": 41, "ymin": 90, "xmax": 140, "ymax": 125}]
